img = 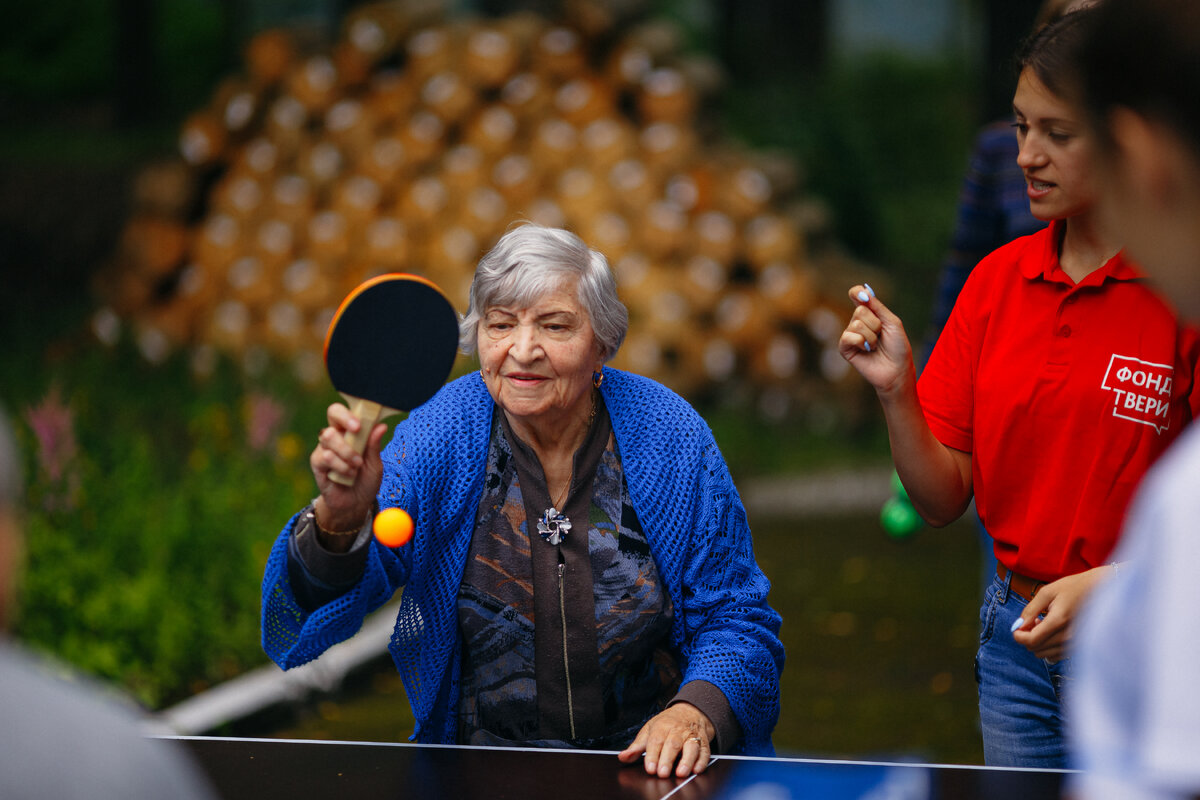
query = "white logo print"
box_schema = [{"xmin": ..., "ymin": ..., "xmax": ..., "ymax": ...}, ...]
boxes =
[{"xmin": 1101, "ymin": 354, "xmax": 1174, "ymax": 434}]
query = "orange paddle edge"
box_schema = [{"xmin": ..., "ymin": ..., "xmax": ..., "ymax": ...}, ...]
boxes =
[{"xmin": 322, "ymin": 273, "xmax": 458, "ymax": 486}]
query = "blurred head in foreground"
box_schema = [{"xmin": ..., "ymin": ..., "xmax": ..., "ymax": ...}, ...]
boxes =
[{"xmin": 1074, "ymin": 0, "xmax": 1200, "ymax": 318}]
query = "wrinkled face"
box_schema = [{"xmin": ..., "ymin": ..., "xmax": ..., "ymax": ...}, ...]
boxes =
[
  {"xmin": 1013, "ymin": 69, "xmax": 1099, "ymax": 221},
  {"xmin": 477, "ymin": 281, "xmax": 603, "ymax": 432}
]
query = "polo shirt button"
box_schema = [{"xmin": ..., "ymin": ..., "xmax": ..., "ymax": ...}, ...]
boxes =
[{"xmin": 1058, "ymin": 325, "xmax": 1072, "ymax": 337}]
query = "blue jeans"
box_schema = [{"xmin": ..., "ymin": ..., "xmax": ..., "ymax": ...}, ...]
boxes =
[{"xmin": 975, "ymin": 570, "xmax": 1073, "ymax": 768}]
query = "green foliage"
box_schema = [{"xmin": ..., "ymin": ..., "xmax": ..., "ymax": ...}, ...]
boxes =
[
  {"xmin": 12, "ymin": 341, "xmax": 330, "ymax": 708},
  {"xmin": 0, "ymin": 3, "xmax": 114, "ymax": 99},
  {"xmin": 156, "ymin": 0, "xmax": 235, "ymax": 115},
  {"xmin": 0, "ymin": 0, "xmax": 228, "ymax": 119},
  {"xmin": 755, "ymin": 511, "xmax": 984, "ymax": 762}
]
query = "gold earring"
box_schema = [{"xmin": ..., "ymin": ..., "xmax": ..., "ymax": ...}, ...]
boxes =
[{"xmin": 592, "ymin": 370, "xmax": 604, "ymax": 388}]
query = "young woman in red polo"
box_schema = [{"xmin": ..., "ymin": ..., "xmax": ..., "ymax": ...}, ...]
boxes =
[{"xmin": 839, "ymin": 8, "xmax": 1200, "ymax": 769}]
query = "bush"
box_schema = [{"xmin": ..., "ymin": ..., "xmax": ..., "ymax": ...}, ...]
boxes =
[{"xmin": 13, "ymin": 341, "xmax": 326, "ymax": 707}]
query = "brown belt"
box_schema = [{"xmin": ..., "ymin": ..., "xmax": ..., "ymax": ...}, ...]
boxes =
[{"xmin": 997, "ymin": 564, "xmax": 1045, "ymax": 601}]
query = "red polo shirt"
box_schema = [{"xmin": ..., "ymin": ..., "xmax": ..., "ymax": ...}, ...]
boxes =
[{"xmin": 918, "ymin": 220, "xmax": 1200, "ymax": 582}]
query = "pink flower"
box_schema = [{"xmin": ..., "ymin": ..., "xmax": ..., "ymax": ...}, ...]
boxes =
[
  {"xmin": 244, "ymin": 393, "xmax": 286, "ymax": 453},
  {"xmin": 24, "ymin": 386, "xmax": 80, "ymax": 510}
]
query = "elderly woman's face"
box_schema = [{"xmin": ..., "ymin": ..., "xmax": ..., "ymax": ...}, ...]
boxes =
[{"xmin": 478, "ymin": 281, "xmax": 603, "ymax": 430}]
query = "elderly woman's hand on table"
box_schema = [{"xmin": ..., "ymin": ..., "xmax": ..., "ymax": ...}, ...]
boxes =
[
  {"xmin": 309, "ymin": 403, "xmax": 388, "ymax": 552},
  {"xmin": 617, "ymin": 702, "xmax": 716, "ymax": 777}
]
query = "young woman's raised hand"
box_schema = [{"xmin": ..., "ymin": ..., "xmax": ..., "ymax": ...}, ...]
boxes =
[{"xmin": 838, "ymin": 284, "xmax": 915, "ymax": 397}]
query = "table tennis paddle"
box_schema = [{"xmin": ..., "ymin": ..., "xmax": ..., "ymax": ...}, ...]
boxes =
[{"xmin": 323, "ymin": 273, "xmax": 459, "ymax": 486}]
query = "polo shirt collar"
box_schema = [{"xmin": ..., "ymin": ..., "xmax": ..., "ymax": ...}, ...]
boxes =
[{"xmin": 1020, "ymin": 218, "xmax": 1144, "ymax": 287}]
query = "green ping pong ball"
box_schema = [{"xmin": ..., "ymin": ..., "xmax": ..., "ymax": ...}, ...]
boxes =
[{"xmin": 373, "ymin": 507, "xmax": 414, "ymax": 547}]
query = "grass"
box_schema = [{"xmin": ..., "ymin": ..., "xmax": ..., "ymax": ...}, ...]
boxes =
[{"xmin": 760, "ymin": 513, "xmax": 984, "ymax": 763}]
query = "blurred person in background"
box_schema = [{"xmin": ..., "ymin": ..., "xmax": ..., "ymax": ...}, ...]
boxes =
[
  {"xmin": 0, "ymin": 409, "xmax": 216, "ymax": 799},
  {"xmin": 838, "ymin": 7, "xmax": 1200, "ymax": 768},
  {"xmin": 1069, "ymin": 1, "xmax": 1200, "ymax": 796}
]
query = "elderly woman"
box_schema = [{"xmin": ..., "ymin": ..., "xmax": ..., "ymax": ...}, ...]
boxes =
[{"xmin": 261, "ymin": 223, "xmax": 784, "ymax": 777}]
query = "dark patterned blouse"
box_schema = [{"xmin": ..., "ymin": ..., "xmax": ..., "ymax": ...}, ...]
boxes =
[{"xmin": 455, "ymin": 401, "xmax": 680, "ymax": 748}]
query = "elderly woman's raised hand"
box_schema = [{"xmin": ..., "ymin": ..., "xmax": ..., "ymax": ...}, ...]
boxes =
[
  {"xmin": 838, "ymin": 284, "xmax": 915, "ymax": 397},
  {"xmin": 310, "ymin": 402, "xmax": 387, "ymax": 546},
  {"xmin": 617, "ymin": 702, "xmax": 716, "ymax": 778}
]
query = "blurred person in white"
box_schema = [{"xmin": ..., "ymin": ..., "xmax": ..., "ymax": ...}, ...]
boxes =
[
  {"xmin": 0, "ymin": 409, "xmax": 216, "ymax": 799},
  {"xmin": 1069, "ymin": 0, "xmax": 1200, "ymax": 797}
]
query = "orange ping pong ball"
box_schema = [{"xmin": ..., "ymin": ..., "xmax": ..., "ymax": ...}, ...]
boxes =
[{"xmin": 373, "ymin": 507, "xmax": 414, "ymax": 547}]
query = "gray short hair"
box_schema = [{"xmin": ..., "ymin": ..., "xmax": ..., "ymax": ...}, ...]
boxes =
[{"xmin": 459, "ymin": 223, "xmax": 628, "ymax": 360}]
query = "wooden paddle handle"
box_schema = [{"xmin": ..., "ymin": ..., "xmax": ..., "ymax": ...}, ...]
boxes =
[{"xmin": 328, "ymin": 396, "xmax": 386, "ymax": 487}]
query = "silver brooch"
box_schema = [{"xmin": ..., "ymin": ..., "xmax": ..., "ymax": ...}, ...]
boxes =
[{"xmin": 538, "ymin": 507, "xmax": 571, "ymax": 546}]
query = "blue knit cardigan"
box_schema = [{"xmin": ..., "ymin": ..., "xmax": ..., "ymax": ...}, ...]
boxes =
[{"xmin": 262, "ymin": 367, "xmax": 784, "ymax": 754}]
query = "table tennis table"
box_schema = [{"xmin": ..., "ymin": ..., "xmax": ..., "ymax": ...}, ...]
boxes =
[{"xmin": 174, "ymin": 736, "xmax": 1068, "ymax": 799}]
